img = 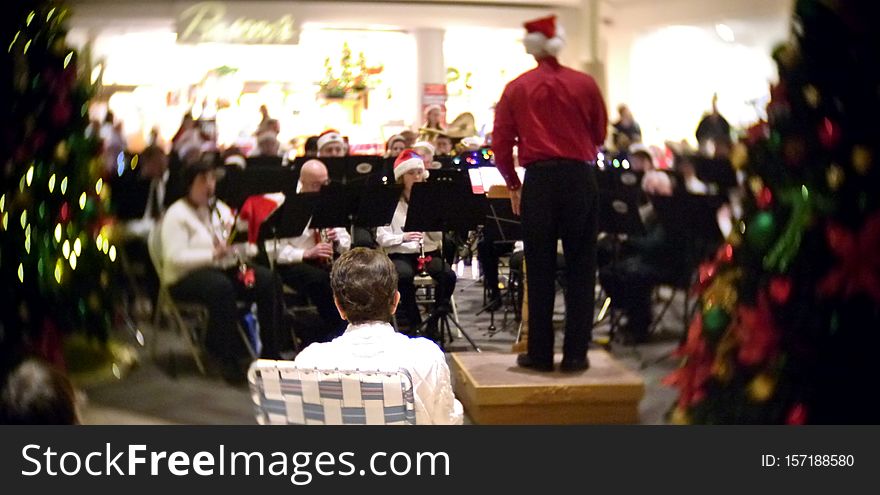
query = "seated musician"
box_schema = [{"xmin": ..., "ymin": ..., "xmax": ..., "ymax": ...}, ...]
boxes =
[
  {"xmin": 159, "ymin": 160, "xmax": 285, "ymax": 382},
  {"xmin": 598, "ymin": 150, "xmax": 701, "ymax": 344},
  {"xmin": 264, "ymin": 159, "xmax": 350, "ymax": 345},
  {"xmin": 316, "ymin": 130, "xmax": 347, "ymax": 158},
  {"xmin": 376, "ymin": 149, "xmax": 457, "ymax": 337}
]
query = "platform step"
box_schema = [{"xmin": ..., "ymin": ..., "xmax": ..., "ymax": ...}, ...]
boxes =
[{"xmin": 451, "ymin": 350, "xmax": 645, "ymax": 424}]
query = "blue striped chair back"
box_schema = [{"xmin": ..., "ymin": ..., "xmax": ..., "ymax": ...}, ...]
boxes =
[{"xmin": 248, "ymin": 359, "xmax": 417, "ymax": 425}]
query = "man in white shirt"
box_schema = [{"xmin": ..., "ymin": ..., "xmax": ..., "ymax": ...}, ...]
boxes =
[
  {"xmin": 294, "ymin": 247, "xmax": 463, "ymax": 425},
  {"xmin": 266, "ymin": 159, "xmax": 351, "ymax": 344}
]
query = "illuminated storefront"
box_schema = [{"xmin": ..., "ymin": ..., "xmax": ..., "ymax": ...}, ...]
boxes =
[{"xmin": 69, "ymin": 0, "xmax": 580, "ymax": 153}]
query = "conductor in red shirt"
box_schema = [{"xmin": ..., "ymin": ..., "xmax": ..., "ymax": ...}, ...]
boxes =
[{"xmin": 493, "ymin": 15, "xmax": 608, "ymax": 372}]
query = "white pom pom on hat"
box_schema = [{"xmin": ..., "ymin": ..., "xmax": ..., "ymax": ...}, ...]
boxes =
[{"xmin": 523, "ymin": 15, "xmax": 565, "ymax": 57}]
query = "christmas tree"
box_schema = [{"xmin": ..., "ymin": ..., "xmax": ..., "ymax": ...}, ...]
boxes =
[
  {"xmin": 665, "ymin": 0, "xmax": 880, "ymax": 424},
  {"xmin": 0, "ymin": 0, "xmax": 119, "ymax": 368}
]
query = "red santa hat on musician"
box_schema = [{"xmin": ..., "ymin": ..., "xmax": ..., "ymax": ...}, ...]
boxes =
[
  {"xmin": 522, "ymin": 15, "xmax": 565, "ymax": 58},
  {"xmin": 393, "ymin": 149, "xmax": 430, "ymax": 181}
]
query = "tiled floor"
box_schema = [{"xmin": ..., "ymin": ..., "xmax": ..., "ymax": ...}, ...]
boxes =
[{"xmin": 79, "ymin": 273, "xmax": 685, "ymax": 425}]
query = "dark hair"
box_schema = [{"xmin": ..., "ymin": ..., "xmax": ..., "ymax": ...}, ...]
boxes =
[
  {"xmin": 330, "ymin": 248, "xmax": 398, "ymax": 324},
  {"xmin": 182, "ymin": 160, "xmax": 216, "ymax": 193},
  {"xmin": 304, "ymin": 136, "xmax": 320, "ymax": 156},
  {"xmin": 0, "ymin": 358, "xmax": 78, "ymax": 424},
  {"xmin": 140, "ymin": 144, "xmax": 165, "ymax": 163}
]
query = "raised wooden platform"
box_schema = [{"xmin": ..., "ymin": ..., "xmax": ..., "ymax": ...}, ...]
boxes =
[{"xmin": 450, "ymin": 351, "xmax": 645, "ymax": 424}]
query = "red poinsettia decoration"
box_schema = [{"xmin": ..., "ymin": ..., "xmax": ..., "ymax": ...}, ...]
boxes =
[
  {"xmin": 817, "ymin": 212, "xmax": 880, "ymax": 303},
  {"xmin": 663, "ymin": 314, "xmax": 714, "ymax": 408},
  {"xmin": 417, "ymin": 254, "xmax": 433, "ymax": 274},
  {"xmin": 732, "ymin": 292, "xmax": 780, "ymax": 367}
]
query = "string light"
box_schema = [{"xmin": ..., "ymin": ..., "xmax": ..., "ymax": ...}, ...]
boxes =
[
  {"xmin": 2, "ymin": 212, "xmax": 8, "ymax": 230},
  {"xmin": 79, "ymin": 192, "xmax": 86, "ymax": 209},
  {"xmin": 63, "ymin": 51, "xmax": 72, "ymax": 68},
  {"xmin": 20, "ymin": 210, "xmax": 27, "ymax": 229},
  {"xmin": 23, "ymin": 39, "xmax": 31, "ymax": 54},
  {"xmin": 47, "ymin": 7, "xmax": 56, "ymax": 21},
  {"xmin": 69, "ymin": 253, "xmax": 77, "ymax": 270},
  {"xmin": 54, "ymin": 259, "xmax": 62, "ymax": 284},
  {"xmin": 18, "ymin": 264, "xmax": 24, "ymax": 283},
  {"xmin": 95, "ymin": 178, "xmax": 103, "ymax": 195},
  {"xmin": 62, "ymin": 240, "xmax": 70, "ymax": 259},
  {"xmin": 48, "ymin": 174, "xmax": 56, "ymax": 192},
  {"xmin": 61, "ymin": 177, "xmax": 68, "ymax": 194},
  {"xmin": 109, "ymin": 245, "xmax": 117, "ymax": 262},
  {"xmin": 0, "ymin": 193, "xmax": 5, "ymax": 212},
  {"xmin": 54, "ymin": 223, "xmax": 62, "ymax": 242},
  {"xmin": 26, "ymin": 165, "xmax": 34, "ymax": 186},
  {"xmin": 26, "ymin": 11, "xmax": 35, "ymax": 26},
  {"xmin": 95, "ymin": 234, "xmax": 103, "ymax": 251},
  {"xmin": 8, "ymin": 31, "xmax": 19, "ymax": 53},
  {"xmin": 130, "ymin": 154, "xmax": 139, "ymax": 170},
  {"xmin": 73, "ymin": 238, "xmax": 82, "ymax": 257}
]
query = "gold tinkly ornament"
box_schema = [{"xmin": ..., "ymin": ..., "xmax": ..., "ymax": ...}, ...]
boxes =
[
  {"xmin": 670, "ymin": 406, "xmax": 690, "ymax": 425},
  {"xmin": 712, "ymin": 358, "xmax": 732, "ymax": 383},
  {"xmin": 55, "ymin": 141, "xmax": 68, "ymax": 161},
  {"xmin": 748, "ymin": 374, "xmax": 776, "ymax": 402},
  {"xmin": 852, "ymin": 146, "xmax": 872, "ymax": 175},
  {"xmin": 802, "ymin": 85, "xmax": 820, "ymax": 108},
  {"xmin": 826, "ymin": 164, "xmax": 844, "ymax": 191},
  {"xmin": 749, "ymin": 176, "xmax": 765, "ymax": 197},
  {"xmin": 730, "ymin": 143, "xmax": 748, "ymax": 170},
  {"xmin": 704, "ymin": 272, "xmax": 739, "ymax": 313}
]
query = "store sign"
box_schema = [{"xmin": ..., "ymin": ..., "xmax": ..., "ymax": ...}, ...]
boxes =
[{"xmin": 177, "ymin": 2, "xmax": 300, "ymax": 44}]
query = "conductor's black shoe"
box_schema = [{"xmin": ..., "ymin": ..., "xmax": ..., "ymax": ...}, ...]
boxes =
[
  {"xmin": 516, "ymin": 353, "xmax": 554, "ymax": 372},
  {"xmin": 559, "ymin": 356, "xmax": 590, "ymax": 373}
]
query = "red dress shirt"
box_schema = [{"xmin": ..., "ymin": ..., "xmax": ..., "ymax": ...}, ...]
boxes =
[{"xmin": 493, "ymin": 57, "xmax": 608, "ymax": 190}]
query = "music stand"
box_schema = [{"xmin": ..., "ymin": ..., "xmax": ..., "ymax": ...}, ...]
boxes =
[
  {"xmin": 596, "ymin": 186, "xmax": 648, "ymax": 347},
  {"xmin": 216, "ymin": 166, "xmax": 297, "ymax": 212},
  {"xmin": 404, "ymin": 181, "xmax": 486, "ymax": 351},
  {"xmin": 476, "ymin": 195, "xmax": 523, "ymax": 334},
  {"xmin": 246, "ymin": 155, "xmax": 283, "ymax": 169},
  {"xmin": 289, "ymin": 156, "xmax": 385, "ymax": 186},
  {"xmin": 692, "ymin": 156, "xmax": 738, "ymax": 190}
]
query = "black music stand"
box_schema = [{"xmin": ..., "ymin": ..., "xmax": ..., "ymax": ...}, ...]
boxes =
[
  {"xmin": 692, "ymin": 156, "xmax": 738, "ymax": 190},
  {"xmin": 216, "ymin": 166, "xmax": 297, "ymax": 212},
  {"xmin": 289, "ymin": 156, "xmax": 386, "ymax": 186},
  {"xmin": 474, "ymin": 195, "xmax": 524, "ymax": 334},
  {"xmin": 404, "ymin": 181, "xmax": 486, "ymax": 351},
  {"xmin": 597, "ymin": 186, "xmax": 648, "ymax": 347}
]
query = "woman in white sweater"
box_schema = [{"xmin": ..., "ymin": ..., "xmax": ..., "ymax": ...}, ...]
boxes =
[
  {"xmin": 376, "ymin": 150, "xmax": 456, "ymax": 336},
  {"xmin": 159, "ymin": 161, "xmax": 284, "ymax": 381}
]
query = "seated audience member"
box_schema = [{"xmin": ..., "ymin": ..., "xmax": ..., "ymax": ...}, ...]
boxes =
[
  {"xmin": 0, "ymin": 357, "xmax": 79, "ymax": 424},
  {"xmin": 159, "ymin": 160, "xmax": 285, "ymax": 381},
  {"xmin": 316, "ymin": 130, "xmax": 347, "ymax": 158},
  {"xmin": 293, "ymin": 248, "xmax": 463, "ymax": 425},
  {"xmin": 376, "ymin": 150, "xmax": 456, "ymax": 337},
  {"xmin": 385, "ymin": 134, "xmax": 407, "ymax": 159},
  {"xmin": 265, "ymin": 159, "xmax": 350, "ymax": 344}
]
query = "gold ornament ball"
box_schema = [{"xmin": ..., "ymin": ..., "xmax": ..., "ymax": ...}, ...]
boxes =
[
  {"xmin": 748, "ymin": 374, "xmax": 776, "ymax": 402},
  {"xmin": 749, "ymin": 176, "xmax": 765, "ymax": 197},
  {"xmin": 730, "ymin": 143, "xmax": 749, "ymax": 170},
  {"xmin": 852, "ymin": 146, "xmax": 873, "ymax": 175},
  {"xmin": 55, "ymin": 141, "xmax": 68, "ymax": 162},
  {"xmin": 802, "ymin": 85, "xmax": 820, "ymax": 109},
  {"xmin": 826, "ymin": 164, "xmax": 844, "ymax": 191},
  {"xmin": 670, "ymin": 406, "xmax": 690, "ymax": 425}
]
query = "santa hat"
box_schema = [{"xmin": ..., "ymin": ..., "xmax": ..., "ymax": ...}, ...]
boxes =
[
  {"xmin": 523, "ymin": 15, "xmax": 565, "ymax": 58},
  {"xmin": 317, "ymin": 129, "xmax": 345, "ymax": 151},
  {"xmin": 394, "ymin": 149, "xmax": 429, "ymax": 181}
]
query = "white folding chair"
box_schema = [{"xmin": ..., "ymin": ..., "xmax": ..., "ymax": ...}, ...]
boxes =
[{"xmin": 248, "ymin": 359, "xmax": 417, "ymax": 425}]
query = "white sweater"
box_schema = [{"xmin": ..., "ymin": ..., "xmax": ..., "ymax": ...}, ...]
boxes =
[
  {"xmin": 159, "ymin": 198, "xmax": 240, "ymax": 285},
  {"xmin": 294, "ymin": 321, "xmax": 463, "ymax": 425},
  {"xmin": 376, "ymin": 199, "xmax": 442, "ymax": 255}
]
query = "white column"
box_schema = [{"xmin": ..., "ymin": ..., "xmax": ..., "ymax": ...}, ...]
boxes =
[{"xmin": 413, "ymin": 28, "xmax": 446, "ymax": 129}]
